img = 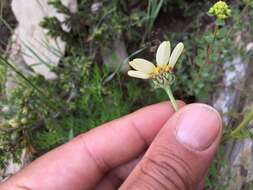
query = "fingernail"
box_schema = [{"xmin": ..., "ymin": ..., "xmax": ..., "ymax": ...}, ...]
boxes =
[{"xmin": 176, "ymin": 104, "xmax": 222, "ymax": 151}]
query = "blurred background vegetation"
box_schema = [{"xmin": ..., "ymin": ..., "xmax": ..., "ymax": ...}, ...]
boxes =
[{"xmin": 0, "ymin": 0, "xmax": 253, "ymax": 188}]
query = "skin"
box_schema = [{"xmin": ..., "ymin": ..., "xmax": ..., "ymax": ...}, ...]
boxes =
[{"xmin": 0, "ymin": 101, "xmax": 222, "ymax": 190}]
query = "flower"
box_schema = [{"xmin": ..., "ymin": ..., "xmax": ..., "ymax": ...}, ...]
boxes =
[
  {"xmin": 127, "ymin": 40, "xmax": 184, "ymax": 112},
  {"xmin": 128, "ymin": 41, "xmax": 184, "ymax": 81},
  {"xmin": 208, "ymin": 1, "xmax": 231, "ymax": 20}
]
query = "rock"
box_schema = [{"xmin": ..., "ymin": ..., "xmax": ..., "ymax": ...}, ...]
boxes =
[
  {"xmin": 61, "ymin": 0, "xmax": 78, "ymax": 13},
  {"xmin": 1, "ymin": 106, "xmax": 10, "ymax": 113},
  {"xmin": 89, "ymin": 4, "xmax": 128, "ymax": 72},
  {"xmin": 2, "ymin": 149, "xmax": 31, "ymax": 182},
  {"xmin": 224, "ymin": 71, "xmax": 253, "ymax": 190},
  {"xmin": 91, "ymin": 2, "xmax": 102, "ymax": 13},
  {"xmin": 102, "ymin": 39, "xmax": 129, "ymax": 72},
  {"xmin": 213, "ymin": 56, "xmax": 248, "ymax": 125},
  {"xmin": 213, "ymin": 54, "xmax": 253, "ymax": 189},
  {"xmin": 11, "ymin": 0, "xmax": 78, "ymax": 80},
  {"xmin": 246, "ymin": 42, "xmax": 253, "ymax": 52},
  {"xmin": 227, "ymin": 134, "xmax": 253, "ymax": 190},
  {"xmin": 5, "ymin": 31, "xmax": 34, "ymax": 96}
]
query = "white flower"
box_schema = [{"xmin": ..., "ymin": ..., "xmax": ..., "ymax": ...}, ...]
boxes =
[{"xmin": 128, "ymin": 41, "xmax": 184, "ymax": 79}]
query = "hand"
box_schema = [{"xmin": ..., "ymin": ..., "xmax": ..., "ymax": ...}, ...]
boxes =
[{"xmin": 0, "ymin": 102, "xmax": 222, "ymax": 190}]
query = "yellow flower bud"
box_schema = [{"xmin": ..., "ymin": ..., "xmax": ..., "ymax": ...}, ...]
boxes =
[
  {"xmin": 8, "ymin": 118, "xmax": 19, "ymax": 128},
  {"xmin": 208, "ymin": 1, "xmax": 231, "ymax": 20},
  {"xmin": 21, "ymin": 118, "xmax": 28, "ymax": 124},
  {"xmin": 22, "ymin": 107, "xmax": 28, "ymax": 115}
]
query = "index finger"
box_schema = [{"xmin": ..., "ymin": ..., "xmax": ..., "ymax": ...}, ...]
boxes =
[{"xmin": 1, "ymin": 101, "xmax": 185, "ymax": 190}]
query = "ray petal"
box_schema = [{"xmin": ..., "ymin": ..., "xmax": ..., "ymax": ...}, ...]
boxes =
[
  {"xmin": 127, "ymin": 70, "xmax": 150, "ymax": 79},
  {"xmin": 156, "ymin": 41, "xmax": 171, "ymax": 67},
  {"xmin": 129, "ymin": 58, "xmax": 155, "ymax": 74},
  {"xmin": 169, "ymin": 42, "xmax": 184, "ymax": 68}
]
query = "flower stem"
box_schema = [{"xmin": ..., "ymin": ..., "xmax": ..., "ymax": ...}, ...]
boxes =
[
  {"xmin": 230, "ymin": 109, "xmax": 253, "ymax": 137},
  {"xmin": 205, "ymin": 24, "xmax": 218, "ymax": 64},
  {"xmin": 163, "ymin": 86, "xmax": 178, "ymax": 112}
]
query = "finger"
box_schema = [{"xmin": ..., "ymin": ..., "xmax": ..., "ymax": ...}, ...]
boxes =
[
  {"xmin": 120, "ymin": 103, "xmax": 222, "ymax": 190},
  {"xmin": 95, "ymin": 154, "xmax": 143, "ymax": 190},
  {"xmin": 197, "ymin": 179, "xmax": 205, "ymax": 190},
  {"xmin": 0, "ymin": 101, "xmax": 185, "ymax": 190}
]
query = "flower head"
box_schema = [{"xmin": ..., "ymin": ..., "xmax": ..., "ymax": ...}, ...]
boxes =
[
  {"xmin": 208, "ymin": 1, "xmax": 231, "ymax": 20},
  {"xmin": 128, "ymin": 41, "xmax": 184, "ymax": 84},
  {"xmin": 127, "ymin": 40, "xmax": 184, "ymax": 112}
]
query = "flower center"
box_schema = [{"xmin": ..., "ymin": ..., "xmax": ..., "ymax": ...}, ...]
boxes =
[{"xmin": 150, "ymin": 65, "xmax": 172, "ymax": 78}]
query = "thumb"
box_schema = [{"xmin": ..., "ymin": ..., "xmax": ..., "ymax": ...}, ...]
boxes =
[{"xmin": 120, "ymin": 103, "xmax": 222, "ymax": 190}]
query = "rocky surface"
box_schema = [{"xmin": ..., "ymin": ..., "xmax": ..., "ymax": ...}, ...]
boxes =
[
  {"xmin": 224, "ymin": 70, "xmax": 253, "ymax": 190},
  {"xmin": 228, "ymin": 133, "xmax": 253, "ymax": 190},
  {"xmin": 11, "ymin": 0, "xmax": 77, "ymax": 80},
  {"xmin": 213, "ymin": 56, "xmax": 248, "ymax": 125},
  {"xmin": 213, "ymin": 42, "xmax": 253, "ymax": 189},
  {"xmin": 1, "ymin": 149, "xmax": 31, "ymax": 182}
]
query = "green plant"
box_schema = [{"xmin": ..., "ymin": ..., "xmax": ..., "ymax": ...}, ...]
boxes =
[
  {"xmin": 128, "ymin": 41, "xmax": 184, "ymax": 111},
  {"xmin": 1, "ymin": 2, "xmax": 253, "ymax": 189},
  {"xmin": 143, "ymin": 0, "xmax": 164, "ymax": 40}
]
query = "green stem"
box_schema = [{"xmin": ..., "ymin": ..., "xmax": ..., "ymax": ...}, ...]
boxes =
[
  {"xmin": 205, "ymin": 24, "xmax": 218, "ymax": 64},
  {"xmin": 230, "ymin": 109, "xmax": 253, "ymax": 137},
  {"xmin": 163, "ymin": 86, "xmax": 178, "ymax": 112}
]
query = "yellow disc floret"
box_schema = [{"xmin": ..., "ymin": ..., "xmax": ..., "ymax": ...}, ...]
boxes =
[
  {"xmin": 150, "ymin": 65, "xmax": 172, "ymax": 78},
  {"xmin": 127, "ymin": 41, "xmax": 183, "ymax": 81}
]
